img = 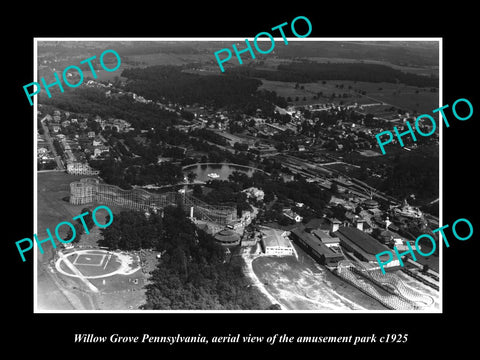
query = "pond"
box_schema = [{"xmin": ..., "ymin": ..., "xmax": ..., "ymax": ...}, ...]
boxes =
[{"xmin": 182, "ymin": 163, "xmax": 264, "ymax": 182}]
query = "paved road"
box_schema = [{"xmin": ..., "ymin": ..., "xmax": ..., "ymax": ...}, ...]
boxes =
[
  {"xmin": 40, "ymin": 117, "xmax": 65, "ymax": 170},
  {"xmin": 37, "ymin": 169, "xmax": 65, "ymax": 173}
]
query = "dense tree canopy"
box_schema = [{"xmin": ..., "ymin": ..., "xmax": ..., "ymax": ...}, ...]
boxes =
[
  {"xmin": 230, "ymin": 62, "xmax": 438, "ymax": 87},
  {"xmin": 121, "ymin": 65, "xmax": 287, "ymax": 115},
  {"xmin": 379, "ymin": 151, "xmax": 439, "ymax": 202},
  {"xmin": 99, "ymin": 206, "xmax": 265, "ymax": 310},
  {"xmin": 41, "ymin": 87, "xmax": 179, "ymax": 129}
]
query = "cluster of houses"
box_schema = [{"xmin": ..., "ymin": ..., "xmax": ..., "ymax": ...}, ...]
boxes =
[
  {"xmin": 41, "ymin": 109, "xmax": 136, "ymax": 174},
  {"xmin": 179, "ymin": 102, "xmax": 394, "ymax": 155}
]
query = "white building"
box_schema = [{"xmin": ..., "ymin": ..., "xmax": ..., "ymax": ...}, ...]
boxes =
[
  {"xmin": 93, "ymin": 136, "xmax": 103, "ymax": 146},
  {"xmin": 93, "ymin": 145, "xmax": 109, "ymax": 158},
  {"xmin": 66, "ymin": 162, "xmax": 100, "ymax": 176},
  {"xmin": 242, "ymin": 187, "xmax": 264, "ymax": 201},
  {"xmin": 283, "ymin": 209, "xmax": 303, "ymax": 223},
  {"xmin": 260, "ymin": 227, "xmax": 294, "ymax": 257}
]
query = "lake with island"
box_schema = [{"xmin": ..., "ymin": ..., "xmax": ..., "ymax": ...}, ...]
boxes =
[{"xmin": 182, "ymin": 163, "xmax": 265, "ymax": 182}]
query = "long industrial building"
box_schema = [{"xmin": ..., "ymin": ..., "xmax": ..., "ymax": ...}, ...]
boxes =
[
  {"xmin": 334, "ymin": 226, "xmax": 399, "ymax": 269},
  {"xmin": 290, "ymin": 228, "xmax": 344, "ymax": 267}
]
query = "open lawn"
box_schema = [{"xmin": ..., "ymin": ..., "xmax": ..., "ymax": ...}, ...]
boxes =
[
  {"xmin": 259, "ymin": 79, "xmax": 438, "ymax": 114},
  {"xmin": 128, "ymin": 53, "xmax": 214, "ymax": 67},
  {"xmin": 37, "ymin": 171, "xmax": 153, "ymax": 310},
  {"xmin": 37, "ymin": 171, "xmax": 88, "ymax": 262}
]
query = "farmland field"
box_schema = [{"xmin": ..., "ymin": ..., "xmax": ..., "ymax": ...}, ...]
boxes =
[{"xmin": 259, "ymin": 79, "xmax": 439, "ymax": 114}]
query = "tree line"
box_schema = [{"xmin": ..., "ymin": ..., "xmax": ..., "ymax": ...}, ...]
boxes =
[
  {"xmin": 230, "ymin": 62, "xmax": 438, "ymax": 87},
  {"xmin": 41, "ymin": 87, "xmax": 180, "ymax": 130},
  {"xmin": 121, "ymin": 65, "xmax": 287, "ymax": 115}
]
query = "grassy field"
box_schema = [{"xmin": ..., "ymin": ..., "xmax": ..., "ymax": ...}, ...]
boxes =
[
  {"xmin": 37, "ymin": 171, "xmax": 152, "ymax": 310},
  {"xmin": 127, "ymin": 53, "xmax": 214, "ymax": 67},
  {"xmin": 259, "ymin": 79, "xmax": 439, "ymax": 114},
  {"xmin": 37, "ymin": 172, "xmax": 87, "ymax": 261}
]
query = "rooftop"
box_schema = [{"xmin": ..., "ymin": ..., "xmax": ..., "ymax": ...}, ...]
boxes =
[
  {"xmin": 290, "ymin": 228, "xmax": 340, "ymax": 259},
  {"xmin": 215, "ymin": 229, "xmax": 240, "ymax": 243},
  {"xmin": 304, "ymin": 217, "xmax": 330, "ymax": 231},
  {"xmin": 311, "ymin": 229, "xmax": 339, "ymax": 244},
  {"xmin": 260, "ymin": 227, "xmax": 291, "ymax": 248},
  {"xmin": 334, "ymin": 226, "xmax": 390, "ymax": 261}
]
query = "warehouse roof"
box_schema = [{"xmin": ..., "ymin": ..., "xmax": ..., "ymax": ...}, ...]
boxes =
[
  {"xmin": 311, "ymin": 229, "xmax": 340, "ymax": 245},
  {"xmin": 290, "ymin": 228, "xmax": 341, "ymax": 259},
  {"xmin": 334, "ymin": 226, "xmax": 390, "ymax": 262}
]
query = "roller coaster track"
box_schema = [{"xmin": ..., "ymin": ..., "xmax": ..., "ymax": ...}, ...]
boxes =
[
  {"xmin": 80, "ymin": 182, "xmax": 236, "ymax": 226},
  {"xmin": 336, "ymin": 259, "xmax": 434, "ymax": 310},
  {"xmin": 351, "ymin": 265, "xmax": 434, "ymax": 307},
  {"xmin": 336, "ymin": 263, "xmax": 417, "ymax": 310}
]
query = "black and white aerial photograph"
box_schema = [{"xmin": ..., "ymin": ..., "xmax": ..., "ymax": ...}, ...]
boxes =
[{"xmin": 35, "ymin": 39, "xmax": 441, "ymax": 312}]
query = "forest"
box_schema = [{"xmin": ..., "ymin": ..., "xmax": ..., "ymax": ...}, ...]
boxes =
[
  {"xmin": 121, "ymin": 65, "xmax": 287, "ymax": 114},
  {"xmin": 99, "ymin": 206, "xmax": 265, "ymax": 310},
  {"xmin": 40, "ymin": 87, "xmax": 180, "ymax": 129},
  {"xmin": 230, "ymin": 62, "xmax": 438, "ymax": 87},
  {"xmin": 378, "ymin": 151, "xmax": 439, "ymax": 203},
  {"xmin": 89, "ymin": 157, "xmax": 184, "ymax": 189}
]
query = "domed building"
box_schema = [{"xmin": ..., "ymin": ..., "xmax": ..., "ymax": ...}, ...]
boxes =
[
  {"xmin": 214, "ymin": 229, "xmax": 241, "ymax": 246},
  {"xmin": 362, "ymin": 199, "xmax": 379, "ymax": 209}
]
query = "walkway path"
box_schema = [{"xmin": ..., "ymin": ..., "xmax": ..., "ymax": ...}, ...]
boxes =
[
  {"xmin": 57, "ymin": 251, "xmax": 99, "ymax": 293},
  {"xmin": 241, "ymin": 249, "xmax": 286, "ymax": 310}
]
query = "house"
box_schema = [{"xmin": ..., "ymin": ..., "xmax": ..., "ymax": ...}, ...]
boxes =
[
  {"xmin": 242, "ymin": 187, "xmax": 265, "ymax": 201},
  {"xmin": 283, "ymin": 209, "xmax": 303, "ymax": 223},
  {"xmin": 51, "ymin": 123, "xmax": 61, "ymax": 133},
  {"xmin": 87, "ymin": 131, "xmax": 95, "ymax": 138},
  {"xmin": 92, "ymin": 136, "xmax": 103, "ymax": 147},
  {"xmin": 93, "ymin": 145, "xmax": 109, "ymax": 157}
]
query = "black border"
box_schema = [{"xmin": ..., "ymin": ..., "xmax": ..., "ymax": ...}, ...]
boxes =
[{"xmin": 8, "ymin": 6, "xmax": 478, "ymax": 354}]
